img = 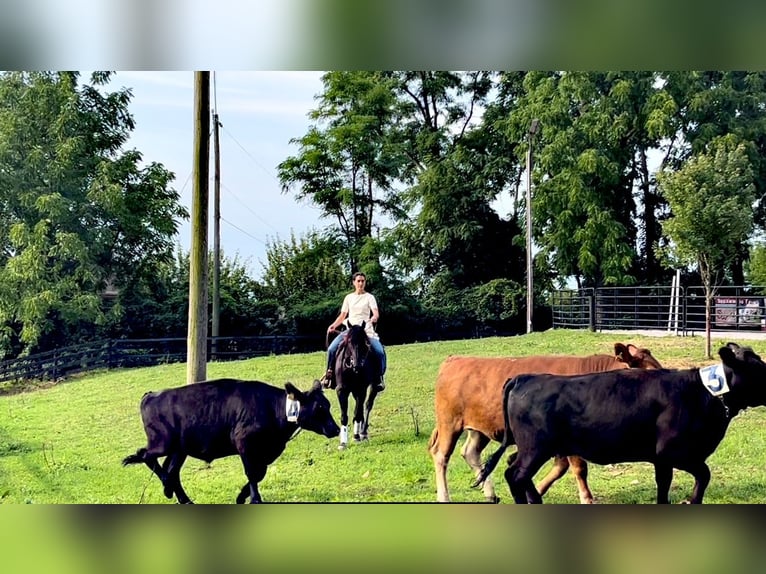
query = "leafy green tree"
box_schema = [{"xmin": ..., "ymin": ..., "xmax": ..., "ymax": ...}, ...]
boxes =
[
  {"xmin": 0, "ymin": 71, "xmax": 188, "ymax": 357},
  {"xmin": 658, "ymin": 134, "xmax": 755, "ymax": 357},
  {"xmin": 506, "ymin": 71, "xmax": 679, "ymax": 288},
  {"xmin": 386, "ymin": 71, "xmax": 531, "ymax": 332},
  {"xmin": 114, "ymin": 248, "xmax": 274, "ymax": 340},
  {"xmin": 394, "ymin": 131, "xmax": 526, "ymax": 331},
  {"xmin": 663, "ymin": 71, "xmax": 766, "ymax": 283},
  {"xmin": 745, "ymin": 243, "xmax": 766, "ymax": 290},
  {"xmin": 278, "ymin": 71, "xmax": 406, "ymax": 272},
  {"xmin": 260, "ymin": 230, "xmax": 348, "ymax": 334}
]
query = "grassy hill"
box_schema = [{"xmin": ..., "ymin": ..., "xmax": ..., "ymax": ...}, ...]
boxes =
[{"xmin": 2, "ymin": 329, "xmax": 765, "ymax": 504}]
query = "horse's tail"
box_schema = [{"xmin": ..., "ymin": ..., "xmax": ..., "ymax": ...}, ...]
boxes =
[
  {"xmin": 122, "ymin": 448, "xmax": 147, "ymax": 466},
  {"xmin": 471, "ymin": 377, "xmax": 518, "ymax": 488}
]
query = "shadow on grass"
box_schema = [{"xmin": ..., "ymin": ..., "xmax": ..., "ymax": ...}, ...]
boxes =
[{"xmin": 0, "ymin": 426, "xmax": 35, "ymax": 458}]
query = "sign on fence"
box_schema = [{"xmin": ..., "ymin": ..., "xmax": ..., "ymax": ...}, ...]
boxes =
[{"xmin": 714, "ymin": 297, "xmax": 763, "ymax": 327}]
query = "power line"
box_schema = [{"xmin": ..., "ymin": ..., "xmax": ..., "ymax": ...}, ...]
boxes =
[
  {"xmin": 220, "ymin": 182, "xmax": 280, "ymax": 233},
  {"xmin": 220, "ymin": 216, "xmax": 269, "ymax": 245},
  {"xmin": 220, "ymin": 124, "xmax": 282, "ymax": 185}
]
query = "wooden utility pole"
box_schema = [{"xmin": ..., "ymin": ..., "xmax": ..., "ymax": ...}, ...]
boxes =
[
  {"xmin": 526, "ymin": 119, "xmax": 540, "ymax": 334},
  {"xmin": 187, "ymin": 71, "xmax": 210, "ymax": 384},
  {"xmin": 211, "ymin": 110, "xmax": 221, "ymax": 358}
]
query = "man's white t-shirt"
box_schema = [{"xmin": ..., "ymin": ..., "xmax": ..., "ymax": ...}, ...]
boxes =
[{"xmin": 341, "ymin": 292, "xmax": 379, "ymax": 339}]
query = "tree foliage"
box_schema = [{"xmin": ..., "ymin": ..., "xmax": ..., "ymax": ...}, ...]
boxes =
[
  {"xmin": 260, "ymin": 230, "xmax": 348, "ymax": 333},
  {"xmin": 658, "ymin": 134, "xmax": 755, "ymax": 356},
  {"xmin": 7, "ymin": 70, "xmax": 766, "ymax": 357},
  {"xmin": 503, "ymin": 71, "xmax": 676, "ymax": 288},
  {"xmin": 277, "ymin": 71, "xmax": 406, "ymax": 272},
  {"xmin": 746, "ymin": 244, "xmax": 766, "ymax": 289},
  {"xmin": 0, "ymin": 71, "xmax": 188, "ymax": 356}
]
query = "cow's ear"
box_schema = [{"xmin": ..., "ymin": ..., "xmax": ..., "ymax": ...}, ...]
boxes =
[
  {"xmin": 285, "ymin": 382, "xmax": 306, "ymax": 402},
  {"xmin": 719, "ymin": 346, "xmax": 737, "ymax": 366},
  {"xmin": 614, "ymin": 343, "xmax": 629, "ymax": 361},
  {"xmin": 311, "ymin": 379, "xmax": 323, "ymax": 393},
  {"xmin": 726, "ymin": 342, "xmax": 741, "ymax": 351}
]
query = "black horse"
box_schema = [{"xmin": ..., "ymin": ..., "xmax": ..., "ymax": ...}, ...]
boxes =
[{"xmin": 332, "ymin": 322, "xmax": 381, "ymax": 450}]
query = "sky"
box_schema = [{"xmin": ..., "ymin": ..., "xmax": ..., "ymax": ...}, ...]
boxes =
[{"xmin": 113, "ymin": 71, "xmax": 327, "ymax": 278}]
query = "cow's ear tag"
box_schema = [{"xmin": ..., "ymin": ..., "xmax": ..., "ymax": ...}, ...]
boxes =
[
  {"xmin": 700, "ymin": 364, "xmax": 730, "ymax": 396},
  {"xmin": 286, "ymin": 394, "xmax": 300, "ymax": 422}
]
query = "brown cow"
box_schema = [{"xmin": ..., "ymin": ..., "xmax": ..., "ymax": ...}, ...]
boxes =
[{"xmin": 428, "ymin": 343, "xmax": 663, "ymax": 503}]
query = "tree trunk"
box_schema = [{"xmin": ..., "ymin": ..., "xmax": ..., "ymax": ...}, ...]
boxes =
[{"xmin": 704, "ymin": 289, "xmax": 712, "ymax": 360}]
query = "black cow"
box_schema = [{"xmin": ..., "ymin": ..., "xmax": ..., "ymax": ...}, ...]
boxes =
[
  {"xmin": 123, "ymin": 378, "xmax": 339, "ymax": 503},
  {"xmin": 474, "ymin": 342, "xmax": 766, "ymax": 504}
]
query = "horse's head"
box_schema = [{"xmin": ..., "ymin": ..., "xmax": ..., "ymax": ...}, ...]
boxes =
[{"xmin": 340, "ymin": 322, "xmax": 371, "ymax": 374}]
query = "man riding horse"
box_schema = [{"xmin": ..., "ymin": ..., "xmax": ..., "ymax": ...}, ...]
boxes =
[{"xmin": 321, "ymin": 272, "xmax": 386, "ymax": 393}]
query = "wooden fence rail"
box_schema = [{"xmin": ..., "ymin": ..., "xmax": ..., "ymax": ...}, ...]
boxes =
[{"xmin": 0, "ymin": 335, "xmax": 325, "ymax": 385}]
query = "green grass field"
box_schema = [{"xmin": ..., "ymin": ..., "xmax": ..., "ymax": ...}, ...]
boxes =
[{"xmin": 2, "ymin": 329, "xmax": 766, "ymax": 504}]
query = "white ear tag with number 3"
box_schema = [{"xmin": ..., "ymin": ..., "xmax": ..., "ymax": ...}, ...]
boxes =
[{"xmin": 699, "ymin": 364, "xmax": 730, "ymax": 396}]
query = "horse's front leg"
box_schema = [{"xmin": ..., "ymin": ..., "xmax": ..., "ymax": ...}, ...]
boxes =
[
  {"xmin": 337, "ymin": 390, "xmax": 350, "ymax": 450},
  {"xmin": 353, "ymin": 392, "xmax": 366, "ymax": 442}
]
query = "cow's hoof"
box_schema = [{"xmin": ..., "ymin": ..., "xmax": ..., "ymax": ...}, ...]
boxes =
[
  {"xmin": 338, "ymin": 443, "xmax": 347, "ymax": 451},
  {"xmin": 353, "ymin": 434, "xmax": 361, "ymax": 442},
  {"xmin": 486, "ymin": 495, "xmax": 500, "ymax": 504}
]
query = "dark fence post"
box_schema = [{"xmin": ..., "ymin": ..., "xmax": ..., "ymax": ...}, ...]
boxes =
[{"xmin": 589, "ymin": 292, "xmax": 596, "ymax": 331}]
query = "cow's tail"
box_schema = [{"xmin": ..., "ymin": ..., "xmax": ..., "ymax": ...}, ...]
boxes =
[
  {"xmin": 122, "ymin": 448, "xmax": 147, "ymax": 466},
  {"xmin": 471, "ymin": 377, "xmax": 518, "ymax": 488}
]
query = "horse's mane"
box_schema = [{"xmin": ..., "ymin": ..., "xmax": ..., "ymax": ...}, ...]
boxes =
[
  {"xmin": 346, "ymin": 323, "xmax": 368, "ymax": 342},
  {"xmin": 336, "ymin": 324, "xmax": 373, "ymax": 374}
]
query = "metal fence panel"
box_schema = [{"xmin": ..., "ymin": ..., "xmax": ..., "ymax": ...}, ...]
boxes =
[
  {"xmin": 594, "ymin": 286, "xmax": 679, "ymax": 332},
  {"xmin": 550, "ymin": 288, "xmax": 593, "ymax": 329},
  {"xmin": 551, "ymin": 285, "xmax": 766, "ymax": 334}
]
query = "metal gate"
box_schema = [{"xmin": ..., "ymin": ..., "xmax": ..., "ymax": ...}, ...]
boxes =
[{"xmin": 550, "ymin": 285, "xmax": 766, "ymax": 334}]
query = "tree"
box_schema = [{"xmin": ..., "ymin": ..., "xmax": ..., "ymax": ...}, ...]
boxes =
[
  {"xmin": 0, "ymin": 71, "xmax": 188, "ymax": 357},
  {"xmin": 745, "ymin": 244, "xmax": 766, "ymax": 290},
  {"xmin": 260, "ymin": 230, "xmax": 348, "ymax": 334},
  {"xmin": 503, "ymin": 71, "xmax": 680, "ymax": 288},
  {"xmin": 114, "ymin": 248, "xmax": 270, "ymax": 341},
  {"xmin": 658, "ymin": 134, "xmax": 755, "ymax": 357},
  {"xmin": 662, "ymin": 71, "xmax": 766, "ymax": 283},
  {"xmin": 278, "ymin": 71, "xmax": 406, "ymax": 272},
  {"xmin": 386, "ymin": 71, "xmax": 530, "ymax": 331}
]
